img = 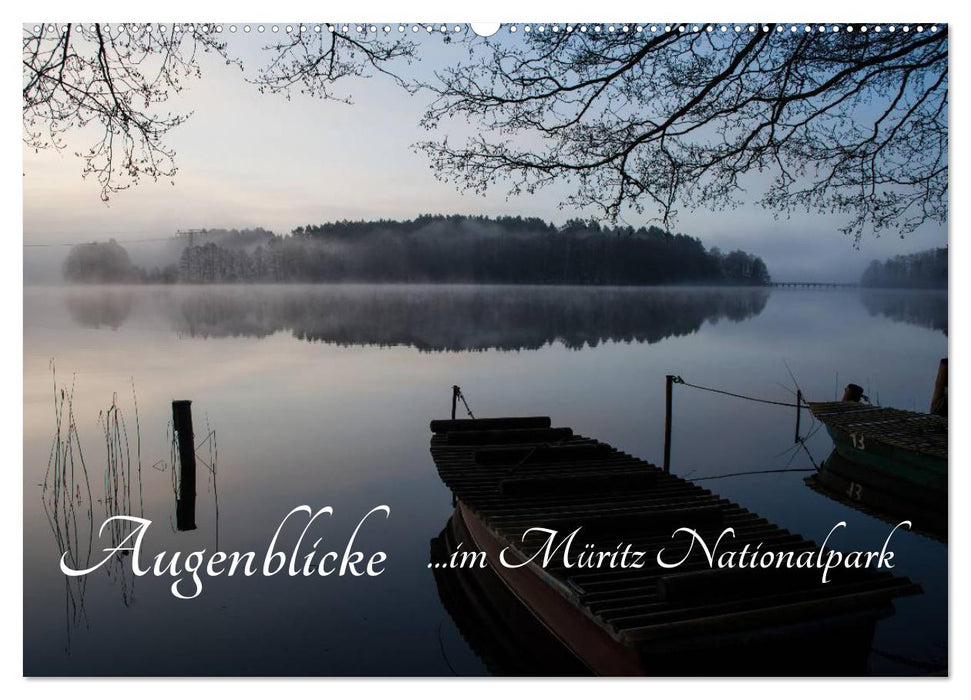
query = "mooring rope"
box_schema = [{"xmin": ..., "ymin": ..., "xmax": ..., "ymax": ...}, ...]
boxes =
[
  {"xmin": 796, "ymin": 435, "xmax": 820, "ymax": 471},
  {"xmin": 669, "ymin": 374, "xmax": 824, "ymax": 476},
  {"xmin": 691, "ymin": 467, "xmax": 817, "ymax": 481},
  {"xmin": 671, "ymin": 376, "xmax": 802, "ymax": 408}
]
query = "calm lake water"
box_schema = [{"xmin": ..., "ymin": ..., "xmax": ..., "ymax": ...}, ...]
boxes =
[{"xmin": 23, "ymin": 284, "xmax": 948, "ymax": 676}]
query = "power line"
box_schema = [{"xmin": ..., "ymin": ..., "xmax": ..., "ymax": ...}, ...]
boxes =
[{"xmin": 24, "ymin": 236, "xmax": 177, "ymax": 248}]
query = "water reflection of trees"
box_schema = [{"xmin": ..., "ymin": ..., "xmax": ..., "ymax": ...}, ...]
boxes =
[
  {"xmin": 65, "ymin": 290, "xmax": 134, "ymax": 329},
  {"xmin": 859, "ymin": 289, "xmax": 947, "ymax": 336},
  {"xmin": 90, "ymin": 286, "xmax": 772, "ymax": 351}
]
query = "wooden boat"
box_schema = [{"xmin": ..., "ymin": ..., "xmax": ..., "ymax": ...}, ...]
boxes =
[
  {"xmin": 807, "ymin": 402, "xmax": 946, "ymax": 487},
  {"xmin": 806, "ymin": 401, "xmax": 947, "ymax": 541},
  {"xmin": 429, "ymin": 416, "xmax": 921, "ymax": 676}
]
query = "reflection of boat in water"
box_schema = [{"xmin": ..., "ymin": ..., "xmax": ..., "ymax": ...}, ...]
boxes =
[
  {"xmin": 431, "ymin": 512, "xmax": 591, "ymax": 675},
  {"xmin": 806, "ymin": 400, "xmax": 947, "ymax": 542},
  {"xmin": 429, "ymin": 416, "xmax": 921, "ymax": 676}
]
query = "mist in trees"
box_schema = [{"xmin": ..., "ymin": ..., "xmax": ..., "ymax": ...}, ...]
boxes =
[
  {"xmin": 860, "ymin": 248, "xmax": 947, "ymax": 289},
  {"xmin": 62, "ymin": 216, "xmax": 771, "ymax": 285},
  {"xmin": 62, "ymin": 240, "xmax": 140, "ymax": 283},
  {"xmin": 168, "ymin": 215, "xmax": 771, "ymax": 285}
]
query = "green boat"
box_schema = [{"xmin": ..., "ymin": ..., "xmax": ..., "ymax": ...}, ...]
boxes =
[
  {"xmin": 806, "ymin": 401, "xmax": 947, "ymax": 540},
  {"xmin": 808, "ymin": 402, "xmax": 946, "ymax": 484}
]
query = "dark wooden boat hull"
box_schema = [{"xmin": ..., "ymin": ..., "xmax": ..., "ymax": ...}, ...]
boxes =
[
  {"xmin": 431, "ymin": 510, "xmax": 592, "ymax": 676},
  {"xmin": 455, "ymin": 501, "xmax": 892, "ymax": 676}
]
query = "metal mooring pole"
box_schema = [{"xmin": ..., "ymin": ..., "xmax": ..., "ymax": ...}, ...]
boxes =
[{"xmin": 663, "ymin": 375, "xmax": 673, "ymax": 473}]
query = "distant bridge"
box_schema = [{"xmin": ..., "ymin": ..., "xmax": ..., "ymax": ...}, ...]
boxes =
[{"xmin": 769, "ymin": 281, "xmax": 859, "ymax": 289}]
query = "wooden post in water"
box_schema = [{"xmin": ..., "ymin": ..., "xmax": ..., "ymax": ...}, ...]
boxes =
[
  {"xmin": 172, "ymin": 400, "xmax": 197, "ymax": 531},
  {"xmin": 794, "ymin": 390, "xmax": 802, "ymax": 443},
  {"xmin": 930, "ymin": 358, "xmax": 947, "ymax": 416},
  {"xmin": 663, "ymin": 375, "xmax": 673, "ymax": 473},
  {"xmin": 451, "ymin": 385, "xmax": 460, "ymax": 420}
]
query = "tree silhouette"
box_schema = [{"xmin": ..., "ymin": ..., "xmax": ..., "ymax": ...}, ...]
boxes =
[
  {"xmin": 22, "ymin": 23, "xmax": 416, "ymax": 201},
  {"xmin": 167, "ymin": 215, "xmax": 770, "ymax": 285},
  {"xmin": 861, "ymin": 247, "xmax": 947, "ymax": 288},
  {"xmin": 252, "ymin": 25, "xmax": 417, "ymax": 100},
  {"xmin": 62, "ymin": 239, "xmax": 139, "ymax": 282},
  {"xmin": 23, "ymin": 24, "xmax": 231, "ymax": 200},
  {"xmin": 416, "ymin": 24, "xmax": 947, "ymax": 241}
]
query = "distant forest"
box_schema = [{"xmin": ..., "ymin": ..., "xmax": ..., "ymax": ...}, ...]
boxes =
[
  {"xmin": 861, "ymin": 248, "xmax": 947, "ymax": 289},
  {"xmin": 62, "ymin": 215, "xmax": 771, "ymax": 286}
]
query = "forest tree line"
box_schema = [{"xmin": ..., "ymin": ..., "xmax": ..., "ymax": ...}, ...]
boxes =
[
  {"xmin": 62, "ymin": 215, "xmax": 772, "ymax": 286},
  {"xmin": 860, "ymin": 248, "xmax": 947, "ymax": 289}
]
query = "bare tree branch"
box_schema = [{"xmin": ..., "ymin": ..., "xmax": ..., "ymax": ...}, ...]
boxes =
[
  {"xmin": 22, "ymin": 23, "xmax": 419, "ymax": 200},
  {"xmin": 23, "ymin": 23, "xmax": 233, "ymax": 201},
  {"xmin": 415, "ymin": 25, "xmax": 948, "ymax": 241},
  {"xmin": 251, "ymin": 25, "xmax": 418, "ymax": 101}
]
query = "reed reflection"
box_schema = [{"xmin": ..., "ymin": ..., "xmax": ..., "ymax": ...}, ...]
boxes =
[
  {"xmin": 41, "ymin": 373, "xmax": 148, "ymax": 647},
  {"xmin": 97, "ymin": 391, "xmax": 142, "ymax": 606},
  {"xmin": 41, "ymin": 369, "xmax": 93, "ymax": 653},
  {"xmin": 40, "ymin": 370, "xmax": 220, "ymax": 653}
]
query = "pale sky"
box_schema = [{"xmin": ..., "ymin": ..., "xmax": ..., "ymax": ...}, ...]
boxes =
[{"xmin": 22, "ymin": 30, "xmax": 948, "ymax": 282}]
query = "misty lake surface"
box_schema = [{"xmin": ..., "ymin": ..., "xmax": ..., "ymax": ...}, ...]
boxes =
[{"xmin": 23, "ymin": 284, "xmax": 947, "ymax": 676}]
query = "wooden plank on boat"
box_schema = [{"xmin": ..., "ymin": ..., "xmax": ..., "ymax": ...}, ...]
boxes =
[
  {"xmin": 475, "ymin": 442, "xmax": 611, "ymax": 466},
  {"xmin": 431, "ymin": 416, "xmax": 551, "ymax": 433},
  {"xmin": 807, "ymin": 400, "xmax": 947, "ymax": 460},
  {"xmin": 515, "ymin": 504, "xmax": 725, "ymax": 539},
  {"xmin": 447, "ymin": 427, "xmax": 574, "ymax": 446},
  {"xmin": 501, "ymin": 470, "xmax": 656, "ymax": 496}
]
